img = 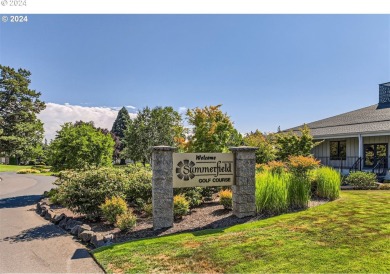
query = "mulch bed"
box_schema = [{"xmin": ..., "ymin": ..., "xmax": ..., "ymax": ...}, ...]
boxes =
[{"xmin": 46, "ymin": 198, "xmax": 328, "ymax": 246}]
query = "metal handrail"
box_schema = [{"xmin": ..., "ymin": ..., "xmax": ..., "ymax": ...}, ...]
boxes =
[
  {"xmin": 349, "ymin": 157, "xmax": 362, "ymax": 173},
  {"xmin": 372, "ymin": 157, "xmax": 386, "ymax": 176}
]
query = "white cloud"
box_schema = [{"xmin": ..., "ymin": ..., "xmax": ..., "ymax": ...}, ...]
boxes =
[
  {"xmin": 38, "ymin": 103, "xmax": 136, "ymax": 142},
  {"xmin": 178, "ymin": 106, "xmax": 188, "ymax": 115}
]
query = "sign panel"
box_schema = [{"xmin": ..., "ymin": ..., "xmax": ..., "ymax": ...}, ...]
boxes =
[{"xmin": 173, "ymin": 153, "xmax": 235, "ymax": 188}]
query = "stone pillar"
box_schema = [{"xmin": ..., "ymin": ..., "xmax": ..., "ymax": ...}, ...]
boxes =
[
  {"xmin": 229, "ymin": 146, "xmax": 257, "ymax": 218},
  {"xmin": 152, "ymin": 146, "xmax": 176, "ymax": 230}
]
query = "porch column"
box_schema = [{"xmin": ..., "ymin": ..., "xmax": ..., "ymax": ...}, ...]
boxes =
[{"xmin": 358, "ymin": 134, "xmax": 363, "ymax": 170}]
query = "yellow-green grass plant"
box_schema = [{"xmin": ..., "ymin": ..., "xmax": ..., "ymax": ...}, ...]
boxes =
[
  {"xmin": 288, "ymin": 173, "xmax": 311, "ymax": 209},
  {"xmin": 255, "ymin": 171, "xmax": 289, "ymax": 215},
  {"xmin": 315, "ymin": 167, "xmax": 341, "ymax": 200}
]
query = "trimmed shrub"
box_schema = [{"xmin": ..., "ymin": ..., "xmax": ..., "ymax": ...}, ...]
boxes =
[
  {"xmin": 345, "ymin": 171, "xmax": 377, "ymax": 189},
  {"xmin": 100, "ymin": 197, "xmax": 128, "ymax": 224},
  {"xmin": 173, "ymin": 195, "xmax": 190, "ymax": 218},
  {"xmin": 115, "ymin": 209, "xmax": 137, "ymax": 231},
  {"xmin": 315, "ymin": 167, "xmax": 340, "ymax": 200},
  {"xmin": 287, "ymin": 155, "xmax": 320, "ymax": 174},
  {"xmin": 174, "ymin": 187, "xmax": 203, "ymax": 208},
  {"xmin": 17, "ymin": 168, "xmax": 40, "ymax": 174},
  {"xmin": 255, "ymin": 171, "xmax": 289, "ymax": 215},
  {"xmin": 143, "ymin": 203, "xmax": 153, "ymax": 217},
  {"xmin": 219, "ymin": 189, "xmax": 233, "ymax": 210},
  {"xmin": 123, "ymin": 167, "xmax": 152, "ymax": 206},
  {"xmin": 54, "ymin": 167, "xmax": 129, "ymax": 219}
]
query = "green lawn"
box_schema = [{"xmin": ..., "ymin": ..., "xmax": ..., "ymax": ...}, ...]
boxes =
[
  {"xmin": 0, "ymin": 165, "xmax": 56, "ymax": 176},
  {"xmin": 93, "ymin": 191, "xmax": 390, "ymax": 273},
  {"xmin": 0, "ymin": 165, "xmax": 32, "ymax": 172}
]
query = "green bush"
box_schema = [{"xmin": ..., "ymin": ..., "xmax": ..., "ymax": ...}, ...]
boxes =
[
  {"xmin": 17, "ymin": 168, "xmax": 40, "ymax": 174},
  {"xmin": 123, "ymin": 167, "xmax": 152, "ymax": 206},
  {"xmin": 255, "ymin": 171, "xmax": 289, "ymax": 215},
  {"xmin": 174, "ymin": 187, "xmax": 203, "ymax": 208},
  {"xmin": 100, "ymin": 197, "xmax": 128, "ymax": 224},
  {"xmin": 219, "ymin": 189, "xmax": 232, "ymax": 210},
  {"xmin": 115, "ymin": 209, "xmax": 137, "ymax": 231},
  {"xmin": 345, "ymin": 171, "xmax": 377, "ymax": 189},
  {"xmin": 54, "ymin": 167, "xmax": 129, "ymax": 219},
  {"xmin": 315, "ymin": 167, "xmax": 340, "ymax": 200},
  {"xmin": 173, "ymin": 195, "xmax": 190, "ymax": 218},
  {"xmin": 143, "ymin": 203, "xmax": 153, "ymax": 217},
  {"xmin": 45, "ymin": 188, "xmax": 61, "ymax": 204}
]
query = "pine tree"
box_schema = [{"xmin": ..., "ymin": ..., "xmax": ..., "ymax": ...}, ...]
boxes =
[{"xmin": 111, "ymin": 107, "xmax": 131, "ymax": 139}]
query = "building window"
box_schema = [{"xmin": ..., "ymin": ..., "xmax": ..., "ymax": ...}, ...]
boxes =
[{"xmin": 330, "ymin": 141, "xmax": 346, "ymax": 160}]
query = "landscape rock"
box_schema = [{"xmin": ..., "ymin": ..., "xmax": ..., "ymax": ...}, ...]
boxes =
[
  {"xmin": 65, "ymin": 219, "xmax": 83, "ymax": 231},
  {"xmin": 79, "ymin": 230, "xmax": 95, "ymax": 242},
  {"xmin": 70, "ymin": 225, "xmax": 81, "ymax": 235},
  {"xmin": 40, "ymin": 205, "xmax": 49, "ymax": 217},
  {"xmin": 52, "ymin": 213, "xmax": 66, "ymax": 224},
  {"xmin": 44, "ymin": 210, "xmax": 55, "ymax": 220},
  {"xmin": 77, "ymin": 224, "xmax": 92, "ymax": 236},
  {"xmin": 103, "ymin": 234, "xmax": 114, "ymax": 244},
  {"xmin": 91, "ymin": 234, "xmax": 105, "ymax": 248},
  {"xmin": 58, "ymin": 217, "xmax": 69, "ymax": 229}
]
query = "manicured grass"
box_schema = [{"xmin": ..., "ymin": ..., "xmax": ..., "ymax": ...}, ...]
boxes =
[
  {"xmin": 0, "ymin": 165, "xmax": 32, "ymax": 172},
  {"xmin": 93, "ymin": 191, "xmax": 390, "ymax": 273},
  {"xmin": 0, "ymin": 165, "xmax": 56, "ymax": 176}
]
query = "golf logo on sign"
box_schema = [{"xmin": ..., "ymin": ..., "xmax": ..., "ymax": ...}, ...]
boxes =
[
  {"xmin": 172, "ymin": 153, "xmax": 235, "ymax": 188},
  {"xmin": 176, "ymin": 160, "xmax": 196, "ymax": 181}
]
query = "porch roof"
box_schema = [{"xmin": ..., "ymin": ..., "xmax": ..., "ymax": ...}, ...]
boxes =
[{"xmin": 287, "ymin": 104, "xmax": 390, "ymax": 138}]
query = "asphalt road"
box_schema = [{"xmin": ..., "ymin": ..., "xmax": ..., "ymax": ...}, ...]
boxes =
[{"xmin": 0, "ymin": 172, "xmax": 104, "ymax": 273}]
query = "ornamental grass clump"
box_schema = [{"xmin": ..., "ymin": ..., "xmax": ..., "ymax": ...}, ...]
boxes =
[
  {"xmin": 173, "ymin": 195, "xmax": 190, "ymax": 219},
  {"xmin": 255, "ymin": 171, "xmax": 289, "ymax": 215},
  {"xmin": 219, "ymin": 189, "xmax": 233, "ymax": 210},
  {"xmin": 287, "ymin": 156, "xmax": 320, "ymax": 209},
  {"xmin": 17, "ymin": 168, "xmax": 40, "ymax": 174},
  {"xmin": 315, "ymin": 167, "xmax": 341, "ymax": 200},
  {"xmin": 100, "ymin": 196, "xmax": 128, "ymax": 224}
]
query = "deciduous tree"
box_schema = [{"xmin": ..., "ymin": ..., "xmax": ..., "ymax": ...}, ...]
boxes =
[
  {"xmin": 186, "ymin": 105, "xmax": 242, "ymax": 153},
  {"xmin": 243, "ymin": 130, "xmax": 276, "ymax": 164},
  {"xmin": 48, "ymin": 121, "xmax": 114, "ymax": 170},
  {"xmin": 123, "ymin": 106, "xmax": 184, "ymax": 165}
]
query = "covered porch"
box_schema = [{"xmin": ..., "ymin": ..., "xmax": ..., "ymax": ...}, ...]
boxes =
[{"xmin": 312, "ymin": 134, "xmax": 390, "ymax": 179}]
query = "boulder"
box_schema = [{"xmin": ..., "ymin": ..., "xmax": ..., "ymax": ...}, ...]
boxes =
[
  {"xmin": 52, "ymin": 213, "xmax": 66, "ymax": 224},
  {"xmin": 44, "ymin": 210, "xmax": 55, "ymax": 220},
  {"xmin": 79, "ymin": 230, "xmax": 95, "ymax": 242},
  {"xmin": 40, "ymin": 205, "xmax": 49, "ymax": 217},
  {"xmin": 91, "ymin": 234, "xmax": 105, "ymax": 248},
  {"xmin": 65, "ymin": 219, "xmax": 83, "ymax": 231},
  {"xmin": 77, "ymin": 224, "xmax": 92, "ymax": 236},
  {"xmin": 58, "ymin": 217, "xmax": 69, "ymax": 229},
  {"xmin": 103, "ymin": 234, "xmax": 114, "ymax": 244},
  {"xmin": 70, "ymin": 225, "xmax": 81, "ymax": 235}
]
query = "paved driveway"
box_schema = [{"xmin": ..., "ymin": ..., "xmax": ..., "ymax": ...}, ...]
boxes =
[{"xmin": 0, "ymin": 172, "xmax": 103, "ymax": 273}]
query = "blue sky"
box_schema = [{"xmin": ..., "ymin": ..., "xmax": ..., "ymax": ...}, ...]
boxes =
[{"xmin": 1, "ymin": 15, "xmax": 389, "ymax": 139}]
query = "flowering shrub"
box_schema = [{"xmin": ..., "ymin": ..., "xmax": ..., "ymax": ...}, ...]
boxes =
[{"xmin": 219, "ymin": 189, "xmax": 233, "ymax": 210}]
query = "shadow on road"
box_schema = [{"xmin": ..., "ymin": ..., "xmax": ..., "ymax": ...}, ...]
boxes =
[
  {"xmin": 1, "ymin": 223, "xmax": 65, "ymax": 243},
  {"xmin": 71, "ymin": 248, "xmax": 92, "ymax": 260},
  {"xmin": 0, "ymin": 195, "xmax": 43, "ymax": 209}
]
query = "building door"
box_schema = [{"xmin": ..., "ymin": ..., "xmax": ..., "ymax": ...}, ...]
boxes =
[{"xmin": 364, "ymin": 144, "xmax": 388, "ymax": 168}]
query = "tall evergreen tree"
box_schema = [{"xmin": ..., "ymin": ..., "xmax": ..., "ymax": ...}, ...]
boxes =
[
  {"xmin": 0, "ymin": 65, "xmax": 46, "ymax": 163},
  {"xmin": 111, "ymin": 107, "xmax": 131, "ymax": 139},
  {"xmin": 111, "ymin": 107, "xmax": 132, "ymax": 164}
]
